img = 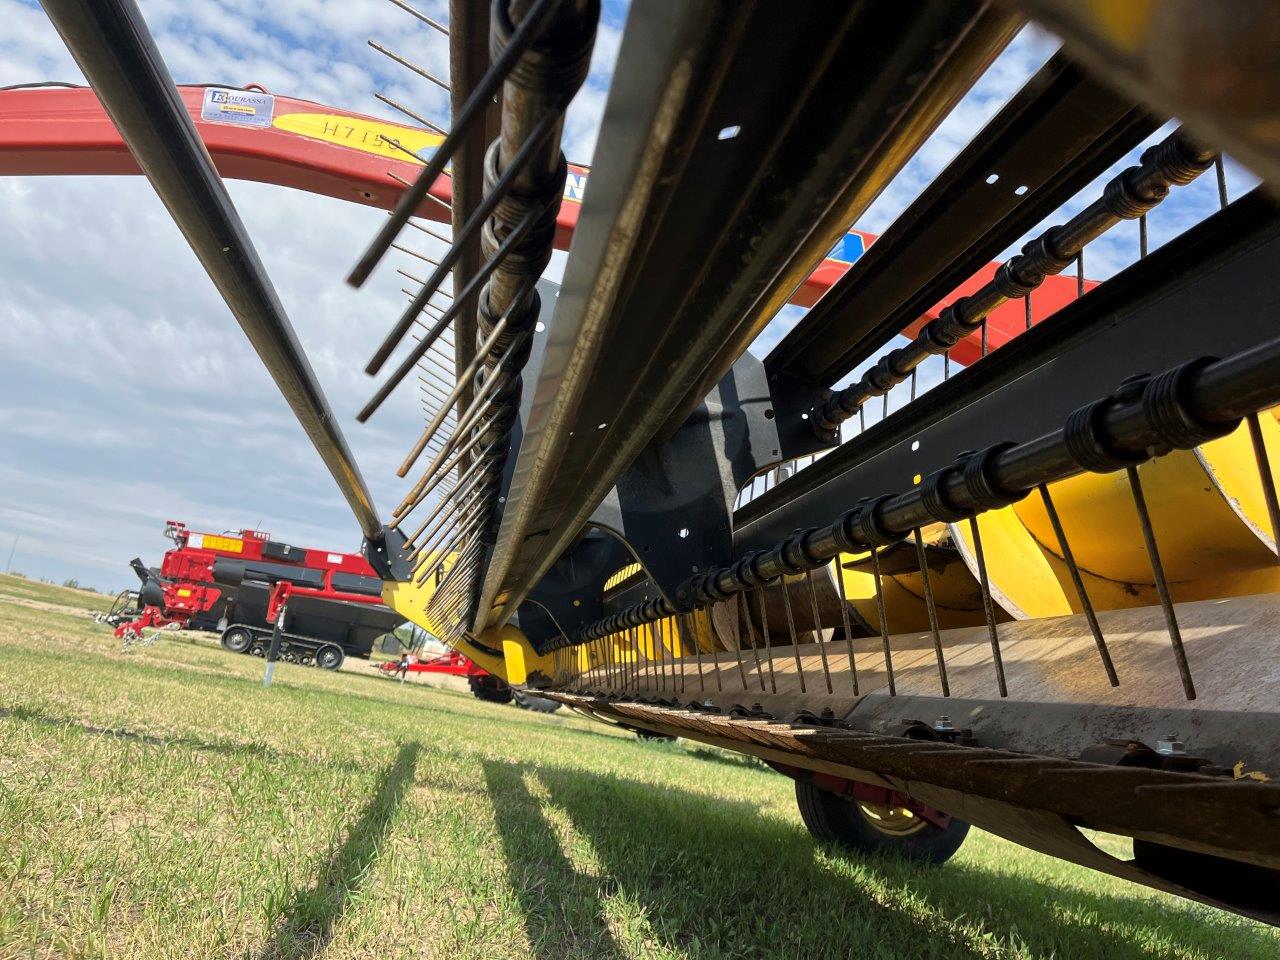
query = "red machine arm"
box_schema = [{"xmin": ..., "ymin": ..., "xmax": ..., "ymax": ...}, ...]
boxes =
[{"xmin": 0, "ymin": 83, "xmax": 1089, "ymax": 366}]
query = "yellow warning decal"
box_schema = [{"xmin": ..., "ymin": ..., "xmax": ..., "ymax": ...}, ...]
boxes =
[
  {"xmin": 202, "ymin": 535, "xmax": 244, "ymax": 554},
  {"xmin": 273, "ymin": 112, "xmax": 444, "ymax": 164}
]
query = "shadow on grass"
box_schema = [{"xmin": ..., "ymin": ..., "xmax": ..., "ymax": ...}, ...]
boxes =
[
  {"xmin": 481, "ymin": 757, "xmax": 1277, "ymax": 960},
  {"xmin": 259, "ymin": 741, "xmax": 421, "ymax": 959},
  {"xmin": 483, "ymin": 761, "xmax": 626, "ymax": 960}
]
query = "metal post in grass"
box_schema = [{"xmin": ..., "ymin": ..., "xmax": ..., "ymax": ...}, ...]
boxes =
[{"xmin": 263, "ymin": 605, "xmax": 287, "ymax": 688}]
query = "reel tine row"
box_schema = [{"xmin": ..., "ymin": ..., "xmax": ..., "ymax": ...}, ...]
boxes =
[
  {"xmin": 565, "ymin": 339, "xmax": 1280, "ymax": 708},
  {"xmin": 810, "ymin": 127, "xmax": 1218, "ymax": 438},
  {"xmin": 347, "ymin": 0, "xmax": 599, "ymax": 636}
]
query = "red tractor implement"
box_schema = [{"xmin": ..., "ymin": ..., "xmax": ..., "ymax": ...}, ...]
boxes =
[
  {"xmin": 377, "ymin": 649, "xmax": 560, "ymax": 712},
  {"xmin": 114, "ymin": 520, "xmax": 403, "ymax": 669}
]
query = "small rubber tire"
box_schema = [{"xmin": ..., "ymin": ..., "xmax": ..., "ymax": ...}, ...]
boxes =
[
  {"xmin": 468, "ymin": 676, "xmax": 513, "ymax": 704},
  {"xmin": 1133, "ymin": 839, "xmax": 1280, "ymax": 914},
  {"xmin": 315, "ymin": 645, "xmax": 345, "ymax": 671},
  {"xmin": 221, "ymin": 627, "xmax": 254, "ymax": 654},
  {"xmin": 795, "ymin": 779, "xmax": 969, "ymax": 864},
  {"xmin": 512, "ymin": 690, "xmax": 561, "ymax": 713}
]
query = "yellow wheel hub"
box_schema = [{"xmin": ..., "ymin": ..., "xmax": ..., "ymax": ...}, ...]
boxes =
[{"xmin": 857, "ymin": 801, "xmax": 929, "ymax": 837}]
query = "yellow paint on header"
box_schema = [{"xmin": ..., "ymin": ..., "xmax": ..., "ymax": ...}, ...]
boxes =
[{"xmin": 273, "ymin": 112, "xmax": 444, "ymax": 164}]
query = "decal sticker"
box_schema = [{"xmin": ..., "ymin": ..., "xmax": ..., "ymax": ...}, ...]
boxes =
[
  {"xmin": 201, "ymin": 87, "xmax": 275, "ymax": 128},
  {"xmin": 273, "ymin": 112, "xmax": 443, "ymax": 163},
  {"xmin": 827, "ymin": 232, "xmax": 866, "ymax": 265},
  {"xmin": 273, "ymin": 112, "xmax": 591, "ymax": 204},
  {"xmin": 200, "ymin": 534, "xmax": 244, "ymax": 553}
]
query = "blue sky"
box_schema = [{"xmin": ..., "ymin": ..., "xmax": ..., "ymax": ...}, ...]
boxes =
[{"xmin": 0, "ymin": 2, "xmax": 1252, "ymax": 590}]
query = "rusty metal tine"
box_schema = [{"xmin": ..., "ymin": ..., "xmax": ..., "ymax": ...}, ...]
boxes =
[
  {"xmin": 394, "ymin": 245, "xmax": 449, "ymax": 271},
  {"xmin": 681, "ymin": 612, "xmax": 710, "ymax": 692},
  {"xmin": 657, "ymin": 620, "xmax": 668, "ymax": 693},
  {"xmin": 368, "ymin": 40, "xmax": 451, "ymax": 92},
  {"xmin": 418, "ymin": 495, "xmax": 487, "ymax": 562},
  {"xmin": 412, "ymin": 379, "xmax": 506, "ymax": 492},
  {"xmin": 779, "ymin": 577, "xmax": 807, "ymax": 694},
  {"xmin": 360, "ymin": 111, "xmax": 557, "ymax": 374},
  {"xmin": 869, "ymin": 546, "xmax": 895, "ymax": 696},
  {"xmin": 729, "ymin": 596, "xmax": 748, "ymax": 691},
  {"xmin": 418, "ymin": 517, "xmax": 482, "ymax": 581},
  {"xmin": 374, "ymin": 91, "xmax": 447, "ymax": 136},
  {"xmin": 832, "ymin": 557, "xmax": 859, "ymax": 695},
  {"xmin": 1126, "ymin": 466, "xmax": 1196, "ymax": 700},
  {"xmin": 405, "ymin": 485, "xmax": 483, "ymax": 563},
  {"xmin": 805, "ymin": 567, "xmax": 833, "ymax": 694},
  {"xmin": 358, "ymin": 208, "xmax": 539, "ymax": 421},
  {"xmin": 402, "ymin": 467, "xmax": 484, "ymax": 548},
  {"xmin": 349, "ymin": 0, "xmax": 556, "ymax": 286},
  {"xmin": 405, "ymin": 217, "xmax": 453, "ymax": 245},
  {"xmin": 967, "ymin": 515, "xmax": 1008, "ymax": 698},
  {"xmin": 912, "ymin": 527, "xmax": 949, "ymax": 697},
  {"xmin": 395, "ymin": 280, "xmax": 530, "ymax": 476},
  {"xmin": 757, "ymin": 588, "xmax": 777, "ymax": 694},
  {"xmin": 385, "ymin": 0, "xmax": 449, "ymax": 36},
  {"xmin": 397, "ymin": 433, "xmax": 492, "ymax": 520},
  {"xmin": 406, "ymin": 483, "xmax": 485, "ymax": 562},
  {"xmin": 740, "ymin": 591, "xmax": 766, "ymax": 692},
  {"xmin": 1037, "ymin": 484, "xmax": 1118, "ymax": 685}
]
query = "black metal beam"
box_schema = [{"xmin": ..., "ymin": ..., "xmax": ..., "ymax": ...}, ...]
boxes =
[
  {"xmin": 766, "ymin": 53, "xmax": 1157, "ymax": 388},
  {"xmin": 40, "ymin": 0, "xmax": 382, "ymax": 539},
  {"xmin": 475, "ymin": 0, "xmax": 1018, "ymax": 631}
]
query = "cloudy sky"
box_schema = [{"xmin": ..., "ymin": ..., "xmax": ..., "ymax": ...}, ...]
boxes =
[{"xmin": 0, "ymin": 2, "xmax": 1251, "ymax": 591}]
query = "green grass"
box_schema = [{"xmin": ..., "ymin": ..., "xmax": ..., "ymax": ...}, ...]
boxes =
[{"xmin": 0, "ymin": 576, "xmax": 1275, "ymax": 959}]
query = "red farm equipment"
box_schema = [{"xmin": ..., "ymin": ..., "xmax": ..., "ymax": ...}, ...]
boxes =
[
  {"xmin": 376, "ymin": 648, "xmax": 560, "ymax": 712},
  {"xmin": 113, "ymin": 521, "xmax": 404, "ymax": 669}
]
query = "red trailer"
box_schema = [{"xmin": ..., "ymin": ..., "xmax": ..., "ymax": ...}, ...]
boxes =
[{"xmin": 377, "ymin": 649, "xmax": 560, "ymax": 712}]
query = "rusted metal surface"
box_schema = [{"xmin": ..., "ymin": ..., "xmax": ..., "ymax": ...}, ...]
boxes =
[{"xmin": 547, "ymin": 691, "xmax": 1280, "ymax": 922}]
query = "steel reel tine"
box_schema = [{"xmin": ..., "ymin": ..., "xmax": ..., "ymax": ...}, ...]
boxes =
[{"xmin": 348, "ymin": 0, "xmax": 560, "ymax": 287}]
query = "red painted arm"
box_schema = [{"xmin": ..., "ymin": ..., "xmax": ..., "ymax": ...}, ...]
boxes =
[{"xmin": 0, "ymin": 83, "xmax": 1089, "ymax": 368}]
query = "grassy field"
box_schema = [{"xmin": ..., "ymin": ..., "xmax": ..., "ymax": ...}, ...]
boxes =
[{"xmin": 0, "ymin": 573, "xmax": 1275, "ymax": 959}]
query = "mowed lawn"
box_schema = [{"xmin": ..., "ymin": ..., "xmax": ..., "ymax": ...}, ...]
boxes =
[{"xmin": 0, "ymin": 574, "xmax": 1275, "ymax": 960}]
